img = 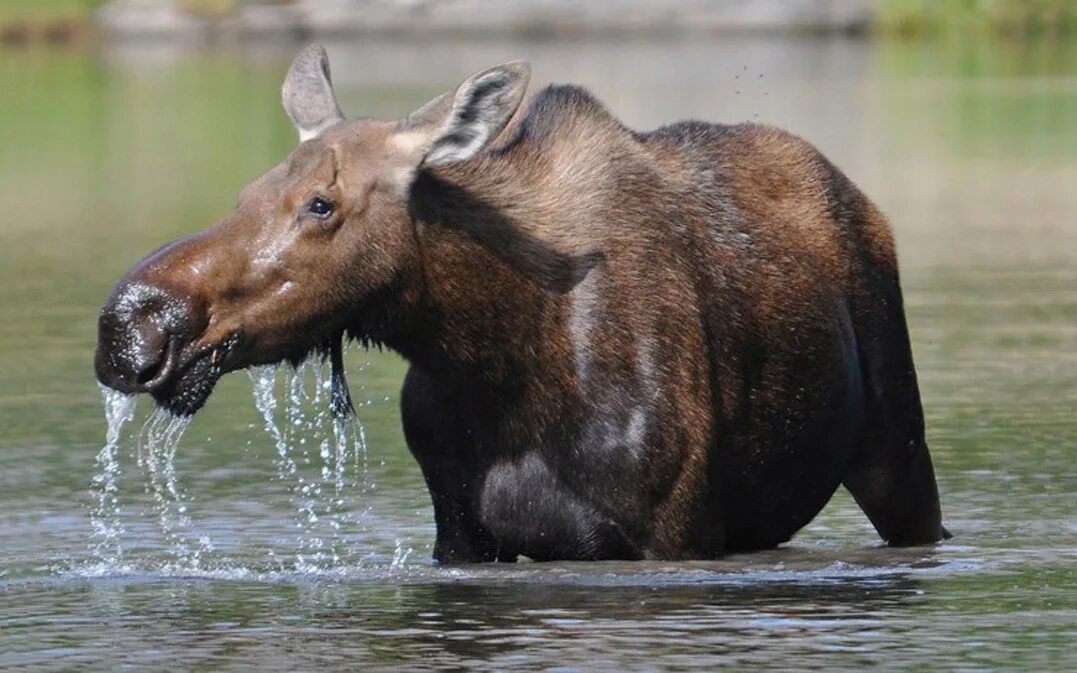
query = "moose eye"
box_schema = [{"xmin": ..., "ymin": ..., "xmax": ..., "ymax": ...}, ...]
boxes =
[{"xmin": 306, "ymin": 196, "xmax": 335, "ymax": 219}]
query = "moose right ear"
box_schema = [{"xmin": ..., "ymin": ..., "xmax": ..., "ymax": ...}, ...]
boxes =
[
  {"xmin": 281, "ymin": 44, "xmax": 344, "ymax": 142},
  {"xmin": 392, "ymin": 61, "xmax": 530, "ymax": 174}
]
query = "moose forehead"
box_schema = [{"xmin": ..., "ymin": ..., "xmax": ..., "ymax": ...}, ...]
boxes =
[{"xmin": 239, "ymin": 119, "xmax": 395, "ymax": 204}]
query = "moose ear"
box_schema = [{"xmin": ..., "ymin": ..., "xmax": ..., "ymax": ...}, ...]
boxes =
[
  {"xmin": 401, "ymin": 61, "xmax": 531, "ymax": 167},
  {"xmin": 282, "ymin": 44, "xmax": 344, "ymax": 142}
]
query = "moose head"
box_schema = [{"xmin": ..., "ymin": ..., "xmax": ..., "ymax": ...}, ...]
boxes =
[{"xmin": 94, "ymin": 46, "xmax": 531, "ymax": 415}]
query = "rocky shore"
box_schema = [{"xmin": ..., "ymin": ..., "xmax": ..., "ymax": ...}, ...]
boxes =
[{"xmin": 95, "ymin": 0, "xmax": 875, "ymax": 40}]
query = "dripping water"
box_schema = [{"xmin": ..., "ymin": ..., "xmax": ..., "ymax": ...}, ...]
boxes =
[
  {"xmin": 89, "ymin": 386, "xmax": 136, "ymax": 564},
  {"xmin": 248, "ymin": 356, "xmax": 372, "ymax": 572},
  {"xmin": 87, "ymin": 353, "xmax": 383, "ymax": 575},
  {"xmin": 137, "ymin": 408, "xmax": 212, "ymax": 568}
]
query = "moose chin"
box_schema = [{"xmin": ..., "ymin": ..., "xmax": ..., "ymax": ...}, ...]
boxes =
[{"xmin": 95, "ymin": 45, "xmax": 950, "ymax": 563}]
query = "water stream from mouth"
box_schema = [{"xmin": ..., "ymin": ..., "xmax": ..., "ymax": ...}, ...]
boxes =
[
  {"xmin": 248, "ymin": 360, "xmax": 372, "ymax": 571},
  {"xmin": 137, "ymin": 407, "xmax": 209, "ymax": 568},
  {"xmin": 88, "ymin": 386, "xmax": 137, "ymax": 565},
  {"xmin": 87, "ymin": 357, "xmax": 375, "ymax": 574}
]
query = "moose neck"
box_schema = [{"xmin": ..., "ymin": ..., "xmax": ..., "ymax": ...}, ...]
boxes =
[
  {"xmin": 386, "ymin": 85, "xmax": 632, "ymax": 394},
  {"xmin": 391, "ymin": 168, "xmax": 597, "ymax": 394}
]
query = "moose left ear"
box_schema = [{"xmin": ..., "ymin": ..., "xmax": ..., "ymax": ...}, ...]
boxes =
[
  {"xmin": 282, "ymin": 44, "xmax": 345, "ymax": 142},
  {"xmin": 401, "ymin": 61, "xmax": 531, "ymax": 167}
]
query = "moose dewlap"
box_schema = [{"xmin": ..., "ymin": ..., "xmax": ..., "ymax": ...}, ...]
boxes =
[{"xmin": 95, "ymin": 45, "xmax": 949, "ymax": 563}]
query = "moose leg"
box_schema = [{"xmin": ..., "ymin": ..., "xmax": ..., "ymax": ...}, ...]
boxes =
[
  {"xmin": 400, "ymin": 366, "xmax": 509, "ymax": 564},
  {"xmin": 844, "ymin": 432, "xmax": 948, "ymax": 546},
  {"xmin": 843, "ymin": 318, "xmax": 949, "ymax": 546}
]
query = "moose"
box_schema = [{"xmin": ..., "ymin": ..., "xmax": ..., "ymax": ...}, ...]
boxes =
[{"xmin": 95, "ymin": 45, "xmax": 949, "ymax": 563}]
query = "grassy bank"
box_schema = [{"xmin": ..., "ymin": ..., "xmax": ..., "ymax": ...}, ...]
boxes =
[
  {"xmin": 0, "ymin": 0, "xmax": 104, "ymax": 44},
  {"xmin": 0, "ymin": 0, "xmax": 103, "ymax": 23},
  {"xmin": 878, "ymin": 0, "xmax": 1077, "ymax": 37}
]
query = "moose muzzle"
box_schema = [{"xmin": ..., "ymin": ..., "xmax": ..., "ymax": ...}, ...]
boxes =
[{"xmin": 95, "ymin": 278, "xmax": 191, "ymax": 394}]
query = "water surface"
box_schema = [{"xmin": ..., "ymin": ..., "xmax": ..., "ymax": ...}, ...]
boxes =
[{"xmin": 0, "ymin": 36, "xmax": 1074, "ymax": 671}]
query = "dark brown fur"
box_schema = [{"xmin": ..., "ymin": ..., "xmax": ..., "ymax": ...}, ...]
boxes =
[{"xmin": 96, "ymin": 70, "xmax": 948, "ymax": 562}]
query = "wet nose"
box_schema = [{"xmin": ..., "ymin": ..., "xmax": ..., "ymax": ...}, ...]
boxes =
[{"xmin": 95, "ymin": 281, "xmax": 189, "ymax": 393}]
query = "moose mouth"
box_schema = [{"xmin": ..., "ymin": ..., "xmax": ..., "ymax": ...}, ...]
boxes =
[
  {"xmin": 143, "ymin": 331, "xmax": 355, "ymax": 418},
  {"xmin": 149, "ymin": 332, "xmax": 243, "ymax": 416}
]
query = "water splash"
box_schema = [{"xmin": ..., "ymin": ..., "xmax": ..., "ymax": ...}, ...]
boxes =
[
  {"xmin": 391, "ymin": 537, "xmax": 414, "ymax": 570},
  {"xmin": 137, "ymin": 408, "xmax": 212, "ymax": 567},
  {"xmin": 86, "ymin": 355, "xmax": 389, "ymax": 577},
  {"xmin": 248, "ymin": 358, "xmax": 371, "ymax": 572},
  {"xmin": 89, "ymin": 386, "xmax": 137, "ymax": 564}
]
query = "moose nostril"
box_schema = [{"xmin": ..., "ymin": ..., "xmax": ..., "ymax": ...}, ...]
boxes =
[
  {"xmin": 96, "ymin": 281, "xmax": 188, "ymax": 393},
  {"xmin": 125, "ymin": 317, "xmax": 173, "ymax": 389},
  {"xmin": 134, "ymin": 348, "xmax": 166, "ymax": 387}
]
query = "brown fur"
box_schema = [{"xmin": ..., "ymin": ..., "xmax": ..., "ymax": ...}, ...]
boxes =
[{"xmin": 96, "ymin": 74, "xmax": 947, "ymax": 561}]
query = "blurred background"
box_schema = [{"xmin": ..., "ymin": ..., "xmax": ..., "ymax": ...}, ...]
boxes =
[
  {"xmin": 4, "ymin": 0, "xmax": 1077, "ymax": 41},
  {"xmin": 1, "ymin": 1, "xmax": 1075, "ymax": 671}
]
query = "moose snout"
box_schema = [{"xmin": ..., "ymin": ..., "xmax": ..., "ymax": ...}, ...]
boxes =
[{"xmin": 95, "ymin": 281, "xmax": 191, "ymax": 393}]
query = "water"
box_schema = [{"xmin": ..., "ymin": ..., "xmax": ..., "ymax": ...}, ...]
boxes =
[
  {"xmin": 0, "ymin": 36, "xmax": 1075, "ymax": 671},
  {"xmin": 87, "ymin": 387, "xmax": 135, "ymax": 565},
  {"xmin": 246, "ymin": 360, "xmax": 373, "ymax": 571}
]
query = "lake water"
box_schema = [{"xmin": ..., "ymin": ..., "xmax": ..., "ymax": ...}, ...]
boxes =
[{"xmin": 1, "ymin": 35, "xmax": 1075, "ymax": 671}]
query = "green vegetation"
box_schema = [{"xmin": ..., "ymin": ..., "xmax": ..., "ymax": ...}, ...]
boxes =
[
  {"xmin": 5, "ymin": 1, "xmax": 1077, "ymax": 41},
  {"xmin": 0, "ymin": 0, "xmax": 273, "ymax": 24},
  {"xmin": 0, "ymin": 0, "xmax": 263, "ymax": 41},
  {"xmin": 178, "ymin": 0, "xmax": 274, "ymax": 16},
  {"xmin": 878, "ymin": 0, "xmax": 1077, "ymax": 37},
  {"xmin": 0, "ymin": 0, "xmax": 103, "ymax": 24}
]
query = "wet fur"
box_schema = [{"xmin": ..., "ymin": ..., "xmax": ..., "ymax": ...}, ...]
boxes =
[{"xmin": 387, "ymin": 86, "xmax": 946, "ymax": 561}]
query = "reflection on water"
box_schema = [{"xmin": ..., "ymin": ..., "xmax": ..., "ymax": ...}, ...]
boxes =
[
  {"xmin": 2, "ymin": 555, "xmax": 1070, "ymax": 672},
  {"xmin": 4, "ymin": 572, "xmax": 930, "ymax": 671},
  {"xmin": 0, "ymin": 35, "xmax": 1074, "ymax": 671}
]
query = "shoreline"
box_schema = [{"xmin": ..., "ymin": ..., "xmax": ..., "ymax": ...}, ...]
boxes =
[
  {"xmin": 2, "ymin": 1, "xmax": 877, "ymax": 47},
  {"xmin": 2, "ymin": 0, "xmax": 1073, "ymax": 48}
]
